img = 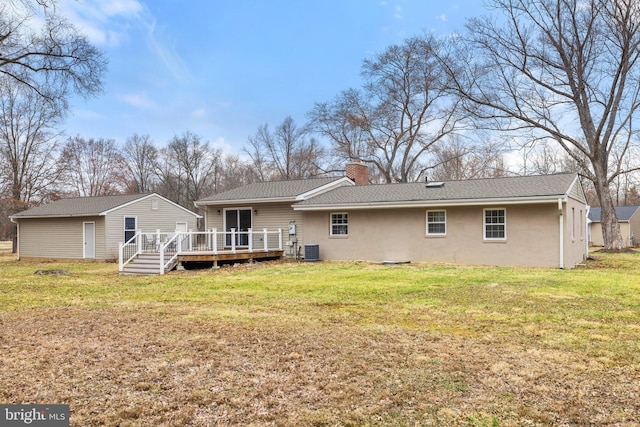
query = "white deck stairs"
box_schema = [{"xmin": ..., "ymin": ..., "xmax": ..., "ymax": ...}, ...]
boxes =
[{"xmin": 121, "ymin": 253, "xmax": 177, "ymax": 275}]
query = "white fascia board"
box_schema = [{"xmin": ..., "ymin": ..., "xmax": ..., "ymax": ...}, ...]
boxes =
[
  {"xmin": 296, "ymin": 177, "xmax": 355, "ymax": 201},
  {"xmin": 103, "ymin": 193, "xmax": 203, "ymax": 218},
  {"xmin": 10, "ymin": 213, "xmax": 99, "ymax": 219},
  {"xmin": 293, "ymin": 195, "xmax": 567, "ymax": 211},
  {"xmin": 195, "ymin": 196, "xmax": 298, "ymax": 207}
]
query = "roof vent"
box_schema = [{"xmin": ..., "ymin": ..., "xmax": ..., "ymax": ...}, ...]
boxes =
[{"xmin": 425, "ymin": 181, "xmax": 445, "ymax": 188}]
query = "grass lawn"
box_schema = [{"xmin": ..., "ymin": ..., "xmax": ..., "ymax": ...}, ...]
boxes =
[{"xmin": 1, "ymin": 246, "xmax": 639, "ymax": 426}]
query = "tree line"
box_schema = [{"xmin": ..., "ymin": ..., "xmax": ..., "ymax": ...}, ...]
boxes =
[{"xmin": 2, "ymin": 0, "xmax": 640, "ymax": 250}]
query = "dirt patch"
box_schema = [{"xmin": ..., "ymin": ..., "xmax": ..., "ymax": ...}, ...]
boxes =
[{"xmin": 1, "ymin": 308, "xmax": 638, "ymax": 426}]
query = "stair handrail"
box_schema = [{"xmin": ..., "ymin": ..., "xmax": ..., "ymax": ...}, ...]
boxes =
[
  {"xmin": 118, "ymin": 230, "xmax": 142, "ymax": 272},
  {"xmin": 159, "ymin": 231, "xmax": 181, "ymax": 275}
]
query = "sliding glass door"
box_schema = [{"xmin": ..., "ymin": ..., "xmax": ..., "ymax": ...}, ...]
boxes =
[{"xmin": 224, "ymin": 208, "xmax": 252, "ymax": 247}]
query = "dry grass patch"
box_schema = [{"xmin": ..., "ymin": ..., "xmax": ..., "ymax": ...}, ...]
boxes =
[{"xmin": 0, "ymin": 249, "xmax": 639, "ymax": 426}]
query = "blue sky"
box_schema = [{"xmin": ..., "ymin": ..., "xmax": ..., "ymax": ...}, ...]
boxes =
[{"xmin": 61, "ymin": 0, "xmax": 487, "ymax": 155}]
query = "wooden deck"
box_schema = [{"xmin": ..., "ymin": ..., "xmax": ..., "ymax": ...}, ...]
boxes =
[{"xmin": 178, "ymin": 249, "xmax": 284, "ymax": 263}]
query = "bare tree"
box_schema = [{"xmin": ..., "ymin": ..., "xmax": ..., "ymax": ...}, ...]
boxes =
[
  {"xmin": 309, "ymin": 34, "xmax": 466, "ymax": 183},
  {"xmin": 122, "ymin": 134, "xmax": 158, "ymax": 193},
  {"xmin": 427, "ymin": 135, "xmax": 505, "ymax": 181},
  {"xmin": 444, "ymin": 0, "xmax": 640, "ymax": 250},
  {"xmin": 0, "ymin": 77, "xmax": 64, "ymax": 250},
  {"xmin": 155, "ymin": 132, "xmax": 221, "ymax": 208},
  {"xmin": 0, "ymin": 78, "xmax": 63, "ymax": 204},
  {"xmin": 217, "ymin": 153, "xmax": 258, "ymax": 192},
  {"xmin": 0, "ymin": 0, "xmax": 106, "ymax": 108},
  {"xmin": 244, "ymin": 124, "xmax": 275, "ymax": 181},
  {"xmin": 59, "ymin": 136, "xmax": 127, "ymax": 197},
  {"xmin": 244, "ymin": 116, "xmax": 326, "ymax": 180}
]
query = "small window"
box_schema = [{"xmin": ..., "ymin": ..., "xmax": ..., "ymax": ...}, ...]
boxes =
[
  {"xmin": 572, "ymin": 207, "xmax": 576, "ymax": 240},
  {"xmin": 580, "ymin": 209, "xmax": 584, "ymax": 240},
  {"xmin": 330, "ymin": 213, "xmax": 348, "ymax": 236},
  {"xmin": 151, "ymin": 199, "xmax": 159, "ymax": 210},
  {"xmin": 426, "ymin": 210, "xmax": 446, "ymax": 235},
  {"xmin": 124, "ymin": 216, "xmax": 137, "ymax": 242},
  {"xmin": 484, "ymin": 208, "xmax": 506, "ymax": 240}
]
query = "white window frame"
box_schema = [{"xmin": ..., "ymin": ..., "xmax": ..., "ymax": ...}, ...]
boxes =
[
  {"xmin": 124, "ymin": 216, "xmax": 137, "ymax": 243},
  {"xmin": 223, "ymin": 208, "xmax": 253, "ymax": 247},
  {"xmin": 330, "ymin": 212, "xmax": 349, "ymax": 236},
  {"xmin": 426, "ymin": 210, "xmax": 447, "ymax": 236},
  {"xmin": 483, "ymin": 208, "xmax": 506, "ymax": 241}
]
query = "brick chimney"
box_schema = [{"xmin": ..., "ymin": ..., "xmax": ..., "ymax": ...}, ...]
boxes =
[{"xmin": 345, "ymin": 160, "xmax": 368, "ymax": 185}]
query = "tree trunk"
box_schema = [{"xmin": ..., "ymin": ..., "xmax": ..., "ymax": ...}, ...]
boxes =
[{"xmin": 594, "ymin": 176, "xmax": 625, "ymax": 251}]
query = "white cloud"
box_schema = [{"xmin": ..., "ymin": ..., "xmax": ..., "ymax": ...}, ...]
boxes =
[
  {"xmin": 191, "ymin": 108, "xmax": 206, "ymax": 119},
  {"xmin": 394, "ymin": 5, "xmax": 403, "ymax": 19},
  {"xmin": 120, "ymin": 93, "xmax": 155, "ymax": 109},
  {"xmin": 145, "ymin": 18, "xmax": 193, "ymax": 84},
  {"xmin": 59, "ymin": 0, "xmax": 145, "ymax": 47},
  {"xmin": 101, "ymin": 0, "xmax": 144, "ymax": 16},
  {"xmin": 60, "ymin": 0, "xmax": 192, "ymax": 84},
  {"xmin": 438, "ymin": 13, "xmax": 447, "ymax": 22},
  {"xmin": 211, "ymin": 137, "xmax": 238, "ymax": 155}
]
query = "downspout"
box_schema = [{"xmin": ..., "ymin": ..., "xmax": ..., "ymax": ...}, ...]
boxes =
[
  {"xmin": 558, "ymin": 198, "xmax": 564, "ymax": 269},
  {"xmin": 585, "ymin": 206, "xmax": 591, "ymax": 261}
]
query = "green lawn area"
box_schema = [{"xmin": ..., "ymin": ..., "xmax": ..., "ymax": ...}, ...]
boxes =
[{"xmin": 1, "ymin": 246, "xmax": 639, "ymax": 426}]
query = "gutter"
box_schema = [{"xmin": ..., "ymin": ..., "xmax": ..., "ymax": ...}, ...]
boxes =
[
  {"xmin": 294, "ymin": 195, "xmax": 567, "ymax": 211},
  {"xmin": 195, "ymin": 196, "xmax": 298, "ymax": 207}
]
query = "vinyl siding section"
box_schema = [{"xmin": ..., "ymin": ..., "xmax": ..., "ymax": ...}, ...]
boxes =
[
  {"xmin": 204, "ymin": 202, "xmax": 303, "ymax": 256},
  {"xmin": 568, "ymin": 178, "xmax": 587, "ymax": 203},
  {"xmin": 589, "ymin": 221, "xmax": 632, "ymax": 247},
  {"xmin": 18, "ymin": 216, "xmax": 106, "ymax": 260},
  {"xmin": 630, "ymin": 211, "xmax": 640, "ymax": 246},
  {"xmin": 103, "ymin": 195, "xmax": 199, "ymax": 259}
]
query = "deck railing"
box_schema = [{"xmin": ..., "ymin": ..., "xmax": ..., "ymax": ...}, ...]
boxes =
[
  {"xmin": 118, "ymin": 231, "xmax": 142, "ymax": 271},
  {"xmin": 119, "ymin": 228, "xmax": 283, "ymax": 273}
]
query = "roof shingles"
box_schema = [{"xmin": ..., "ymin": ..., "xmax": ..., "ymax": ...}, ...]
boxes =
[
  {"xmin": 11, "ymin": 194, "xmax": 149, "ymax": 218},
  {"xmin": 295, "ymin": 173, "xmax": 578, "ymax": 207},
  {"xmin": 195, "ymin": 177, "xmax": 345, "ymax": 203}
]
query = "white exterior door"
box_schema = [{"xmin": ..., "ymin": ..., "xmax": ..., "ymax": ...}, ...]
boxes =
[{"xmin": 83, "ymin": 222, "xmax": 95, "ymax": 259}]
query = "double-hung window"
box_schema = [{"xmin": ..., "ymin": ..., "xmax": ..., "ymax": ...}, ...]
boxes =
[
  {"xmin": 484, "ymin": 208, "xmax": 506, "ymax": 240},
  {"xmin": 330, "ymin": 213, "xmax": 348, "ymax": 236},
  {"xmin": 426, "ymin": 210, "xmax": 446, "ymax": 235},
  {"xmin": 124, "ymin": 216, "xmax": 137, "ymax": 242}
]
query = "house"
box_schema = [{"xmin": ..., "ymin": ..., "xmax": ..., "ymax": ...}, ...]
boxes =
[
  {"xmin": 588, "ymin": 205, "xmax": 640, "ymax": 247},
  {"xmin": 193, "ymin": 175, "xmax": 354, "ymax": 258},
  {"xmin": 10, "ymin": 193, "xmax": 201, "ymax": 261},
  {"xmin": 293, "ymin": 173, "xmax": 587, "ymax": 269},
  {"xmin": 196, "ymin": 165, "xmax": 588, "ymax": 269}
]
